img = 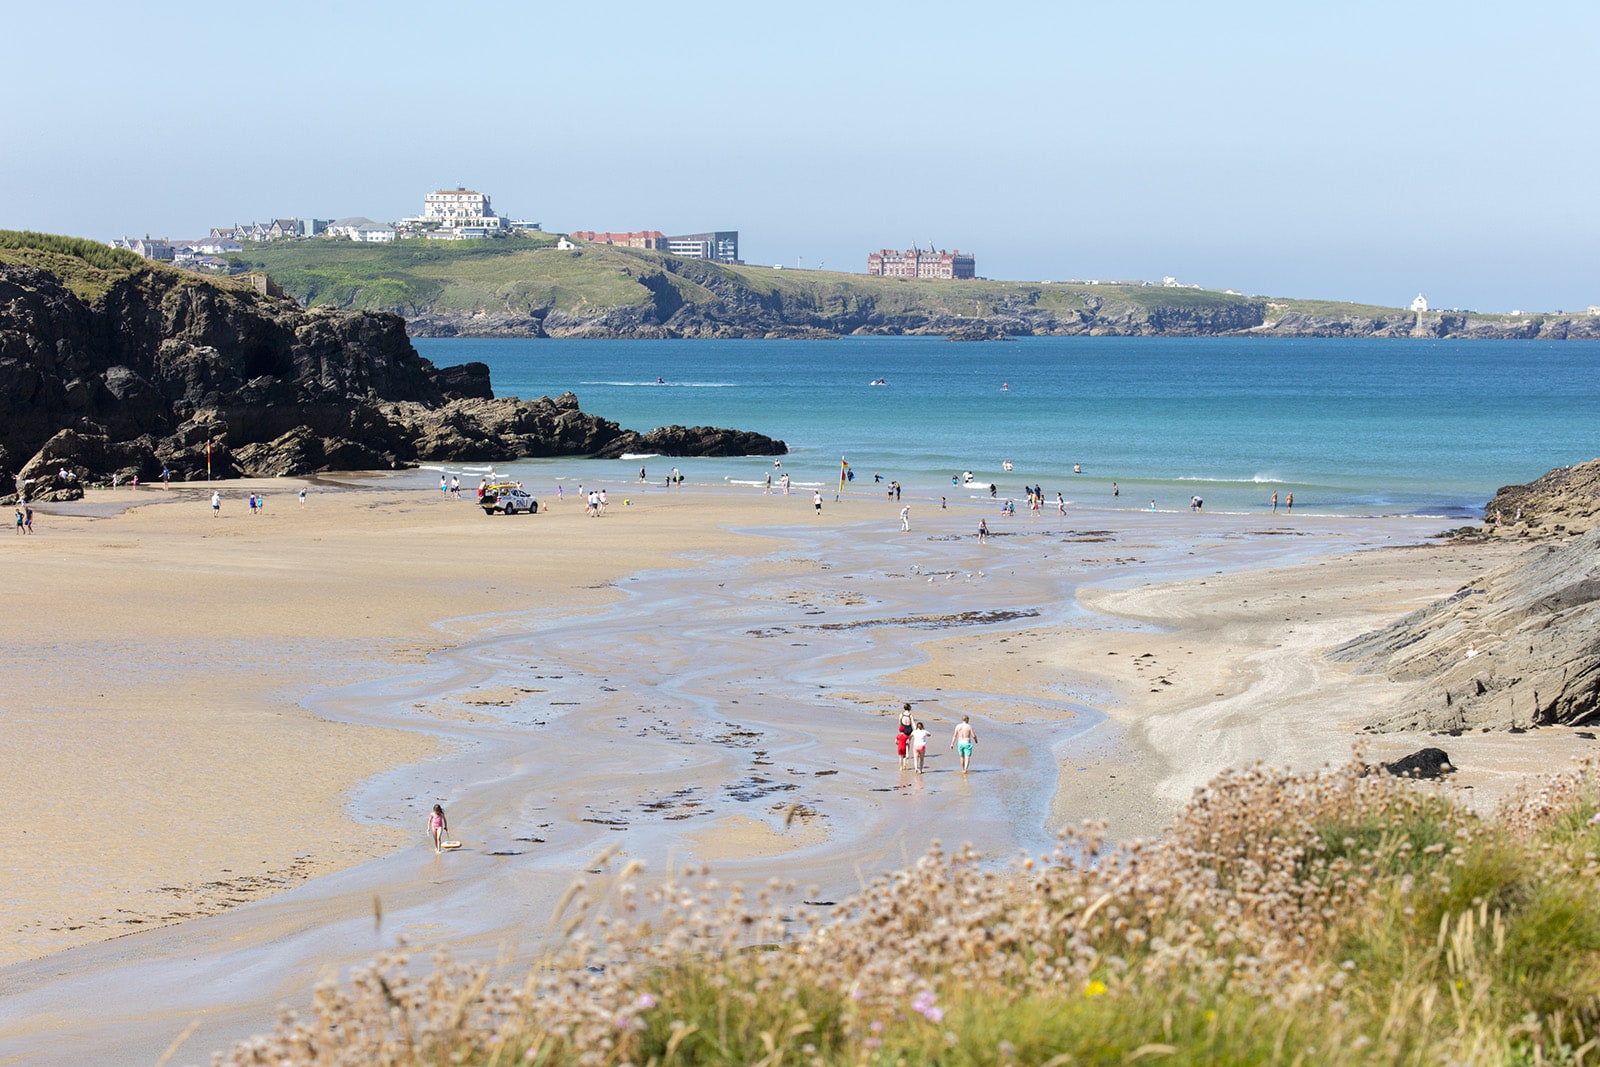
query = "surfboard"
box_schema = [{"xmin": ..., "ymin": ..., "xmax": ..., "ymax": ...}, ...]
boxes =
[{"xmin": 441, "ymin": 841, "xmax": 462, "ymax": 850}]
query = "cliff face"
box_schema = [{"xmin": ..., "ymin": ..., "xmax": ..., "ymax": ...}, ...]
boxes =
[
  {"xmin": 404, "ymin": 257, "xmax": 1277, "ymax": 339},
  {"xmin": 380, "ymin": 251, "xmax": 1600, "ymax": 342},
  {"xmin": 1253, "ymin": 308, "xmax": 1600, "ymax": 341},
  {"xmin": 1332, "ymin": 527, "xmax": 1600, "ymax": 731},
  {"xmin": 0, "ymin": 256, "xmax": 784, "ymax": 498}
]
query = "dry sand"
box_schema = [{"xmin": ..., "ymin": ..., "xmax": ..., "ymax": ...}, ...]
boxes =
[
  {"xmin": 0, "ymin": 477, "xmax": 775, "ymax": 969},
  {"xmin": 2, "ymin": 480, "xmax": 1591, "ymax": 1064}
]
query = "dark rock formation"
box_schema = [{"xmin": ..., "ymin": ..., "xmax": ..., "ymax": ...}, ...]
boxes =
[
  {"xmin": 945, "ymin": 326, "xmax": 1013, "ymax": 342},
  {"xmin": 0, "ymin": 256, "xmax": 785, "ymax": 495},
  {"xmin": 592, "ymin": 424, "xmax": 787, "ymax": 460},
  {"xmin": 1333, "ymin": 526, "xmax": 1600, "ymax": 731},
  {"xmin": 1382, "ymin": 748, "xmax": 1454, "ymax": 779}
]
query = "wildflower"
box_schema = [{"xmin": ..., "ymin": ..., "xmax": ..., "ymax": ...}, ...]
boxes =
[
  {"xmin": 636, "ymin": 992, "xmax": 657, "ymax": 1010},
  {"xmin": 1084, "ymin": 980, "xmax": 1108, "ymax": 998},
  {"xmin": 870, "ymin": 1019, "xmax": 885, "ymax": 1033}
]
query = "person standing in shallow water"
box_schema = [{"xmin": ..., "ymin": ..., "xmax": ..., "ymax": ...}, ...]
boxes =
[
  {"xmin": 897, "ymin": 704, "xmax": 915, "ymax": 770},
  {"xmin": 911, "ymin": 721, "xmax": 931, "ymax": 773},
  {"xmin": 951, "ymin": 715, "xmax": 977, "ymax": 773},
  {"xmin": 429, "ymin": 804, "xmax": 448, "ymax": 852}
]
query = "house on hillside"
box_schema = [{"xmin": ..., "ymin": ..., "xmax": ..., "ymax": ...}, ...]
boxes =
[
  {"xmin": 327, "ymin": 217, "xmax": 396, "ymax": 243},
  {"xmin": 111, "ymin": 236, "xmax": 175, "ymax": 261},
  {"xmin": 570, "ymin": 230, "xmax": 668, "ymax": 250},
  {"xmin": 1411, "ymin": 293, "xmax": 1429, "ymax": 312}
]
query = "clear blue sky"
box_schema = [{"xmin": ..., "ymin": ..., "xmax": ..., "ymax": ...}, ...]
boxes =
[{"xmin": 6, "ymin": 1, "xmax": 1596, "ymax": 311}]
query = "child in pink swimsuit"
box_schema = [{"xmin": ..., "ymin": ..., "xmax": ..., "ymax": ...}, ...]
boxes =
[{"xmin": 429, "ymin": 804, "xmax": 448, "ymax": 852}]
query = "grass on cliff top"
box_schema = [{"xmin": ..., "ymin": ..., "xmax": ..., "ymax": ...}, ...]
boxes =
[
  {"xmin": 215, "ymin": 758, "xmax": 1600, "ymax": 1066},
  {"xmin": 0, "ymin": 229, "xmax": 265, "ymax": 304},
  {"xmin": 224, "ymin": 234, "xmax": 663, "ymax": 315},
  {"xmin": 0, "ymin": 229, "xmax": 149, "ymax": 302},
  {"xmin": 230, "ymin": 237, "xmax": 1282, "ymax": 326}
]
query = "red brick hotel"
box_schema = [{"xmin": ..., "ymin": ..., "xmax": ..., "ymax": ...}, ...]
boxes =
[{"xmin": 867, "ymin": 246, "xmax": 976, "ymax": 280}]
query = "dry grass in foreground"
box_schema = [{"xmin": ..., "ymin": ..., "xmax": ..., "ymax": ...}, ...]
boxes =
[{"xmin": 217, "ymin": 758, "xmax": 1600, "ymax": 1066}]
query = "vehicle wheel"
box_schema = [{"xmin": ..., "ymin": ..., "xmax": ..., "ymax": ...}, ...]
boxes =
[
  {"xmin": 505, "ymin": 503, "xmax": 517, "ymax": 515},
  {"xmin": 529, "ymin": 501, "xmax": 539, "ymax": 514}
]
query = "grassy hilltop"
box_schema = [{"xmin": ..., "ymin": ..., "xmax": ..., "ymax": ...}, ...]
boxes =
[{"xmin": 228, "ymin": 237, "xmax": 1600, "ymax": 340}]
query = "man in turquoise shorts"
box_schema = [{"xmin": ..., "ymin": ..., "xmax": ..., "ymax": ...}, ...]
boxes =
[{"xmin": 950, "ymin": 715, "xmax": 978, "ymax": 773}]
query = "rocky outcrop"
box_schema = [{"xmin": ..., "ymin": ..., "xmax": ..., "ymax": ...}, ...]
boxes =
[
  {"xmin": 1381, "ymin": 747, "xmax": 1454, "ymax": 779},
  {"xmin": 1333, "ymin": 527, "xmax": 1600, "ymax": 731},
  {"xmin": 945, "ymin": 327, "xmax": 1013, "ymax": 342},
  {"xmin": 0, "ymin": 252, "xmax": 786, "ymax": 495},
  {"xmin": 592, "ymin": 424, "xmax": 787, "ymax": 460},
  {"xmin": 1481, "ymin": 459, "xmax": 1600, "ymax": 538}
]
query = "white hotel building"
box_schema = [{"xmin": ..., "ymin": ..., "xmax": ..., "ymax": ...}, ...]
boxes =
[{"xmin": 417, "ymin": 187, "xmax": 506, "ymax": 235}]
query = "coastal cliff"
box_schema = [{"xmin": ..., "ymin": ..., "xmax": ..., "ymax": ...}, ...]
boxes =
[
  {"xmin": 231, "ymin": 238, "xmax": 1600, "ymax": 341},
  {"xmin": 1332, "ymin": 460, "xmax": 1600, "ymax": 732},
  {"xmin": 0, "ymin": 233, "xmax": 785, "ymax": 497}
]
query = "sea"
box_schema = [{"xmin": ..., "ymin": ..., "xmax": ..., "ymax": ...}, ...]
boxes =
[{"xmin": 411, "ymin": 335, "xmax": 1600, "ymax": 519}]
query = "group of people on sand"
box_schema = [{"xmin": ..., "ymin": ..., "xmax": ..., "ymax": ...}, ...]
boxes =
[{"xmin": 895, "ymin": 703, "xmax": 978, "ymax": 774}]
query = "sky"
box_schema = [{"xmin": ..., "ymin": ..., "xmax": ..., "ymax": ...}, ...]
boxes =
[{"xmin": 5, "ymin": 0, "xmax": 1596, "ymax": 312}]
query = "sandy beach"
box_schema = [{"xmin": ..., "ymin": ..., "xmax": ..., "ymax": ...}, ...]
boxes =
[{"xmin": 2, "ymin": 478, "xmax": 1590, "ymax": 1064}]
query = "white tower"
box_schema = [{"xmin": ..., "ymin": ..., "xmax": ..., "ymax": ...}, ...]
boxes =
[{"xmin": 1410, "ymin": 293, "xmax": 1429, "ymax": 312}]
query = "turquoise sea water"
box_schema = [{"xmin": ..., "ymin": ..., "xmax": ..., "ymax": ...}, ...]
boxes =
[{"xmin": 412, "ymin": 336, "xmax": 1600, "ymax": 518}]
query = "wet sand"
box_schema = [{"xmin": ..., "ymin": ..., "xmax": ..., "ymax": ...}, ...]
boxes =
[{"xmin": 0, "ymin": 481, "xmax": 1583, "ymax": 1065}]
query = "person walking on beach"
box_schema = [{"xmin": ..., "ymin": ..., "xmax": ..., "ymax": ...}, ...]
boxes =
[
  {"xmin": 639, "ymin": 464, "xmax": 647, "ymax": 484},
  {"xmin": 813, "ymin": 489, "xmax": 823, "ymax": 515},
  {"xmin": 1285, "ymin": 492, "xmax": 1293, "ymax": 514},
  {"xmin": 900, "ymin": 504, "xmax": 910, "ymax": 531},
  {"xmin": 764, "ymin": 471, "xmax": 772, "ymax": 494},
  {"xmin": 951, "ymin": 715, "xmax": 977, "ymax": 773},
  {"xmin": 977, "ymin": 518, "xmax": 988, "ymax": 543},
  {"xmin": 14, "ymin": 507, "xmax": 23, "ymax": 535},
  {"xmin": 429, "ymin": 803, "xmax": 448, "ymax": 852},
  {"xmin": 911, "ymin": 721, "xmax": 930, "ymax": 773},
  {"xmin": 897, "ymin": 703, "xmax": 915, "ymax": 769},
  {"xmin": 1271, "ymin": 490, "xmax": 1279, "ymax": 513},
  {"xmin": 24, "ymin": 506, "xmax": 33, "ymax": 534},
  {"xmin": 211, "ymin": 491, "xmax": 221, "ymax": 517}
]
